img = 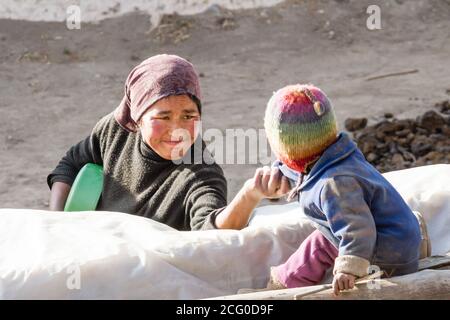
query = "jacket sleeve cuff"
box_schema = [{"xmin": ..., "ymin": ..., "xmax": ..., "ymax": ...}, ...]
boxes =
[{"xmin": 333, "ymin": 255, "xmax": 370, "ymax": 277}]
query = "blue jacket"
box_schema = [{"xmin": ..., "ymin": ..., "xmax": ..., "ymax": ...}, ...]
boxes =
[{"xmin": 273, "ymin": 132, "xmax": 421, "ymax": 275}]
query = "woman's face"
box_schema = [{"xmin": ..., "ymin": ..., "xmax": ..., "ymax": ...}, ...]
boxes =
[{"xmin": 139, "ymin": 94, "xmax": 200, "ymax": 160}]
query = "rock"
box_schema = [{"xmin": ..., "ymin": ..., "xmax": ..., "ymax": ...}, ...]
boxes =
[
  {"xmin": 361, "ymin": 139, "xmax": 377, "ymax": 154},
  {"xmin": 396, "ymin": 138, "xmax": 408, "ymax": 147},
  {"xmin": 429, "ymin": 133, "xmax": 446, "ymax": 140},
  {"xmin": 374, "ymin": 120, "xmax": 388, "ymax": 129},
  {"xmin": 376, "ymin": 121, "xmax": 398, "ymax": 134},
  {"xmin": 398, "ymin": 147, "xmax": 416, "ymax": 162},
  {"xmin": 443, "ymin": 125, "xmax": 450, "ymax": 137},
  {"xmin": 353, "ymin": 127, "xmax": 372, "ymax": 140},
  {"xmin": 392, "ymin": 153, "xmax": 405, "ymax": 168},
  {"xmin": 424, "ymin": 151, "xmax": 442, "ymax": 161},
  {"xmin": 411, "ymin": 136, "xmax": 433, "ymax": 157},
  {"xmin": 417, "ymin": 110, "xmax": 446, "ymax": 133},
  {"xmin": 395, "ymin": 128, "xmax": 410, "ymax": 137},
  {"xmin": 436, "ymin": 145, "xmax": 450, "ymax": 153},
  {"xmin": 347, "ymin": 104, "xmax": 449, "ymax": 172},
  {"xmin": 388, "ymin": 141, "xmax": 398, "ymax": 154},
  {"xmin": 344, "ymin": 118, "xmax": 367, "ymax": 131},
  {"xmin": 396, "ymin": 119, "xmax": 415, "ymax": 131},
  {"xmin": 414, "ymin": 158, "xmax": 427, "ymax": 166},
  {"xmin": 435, "ymin": 100, "xmax": 450, "ymax": 115},
  {"xmin": 375, "ymin": 143, "xmax": 388, "ymax": 153},
  {"xmin": 415, "ymin": 127, "xmax": 428, "ymax": 135},
  {"xmin": 366, "ymin": 153, "xmax": 378, "ymax": 162},
  {"xmin": 375, "ymin": 130, "xmax": 386, "ymax": 141}
]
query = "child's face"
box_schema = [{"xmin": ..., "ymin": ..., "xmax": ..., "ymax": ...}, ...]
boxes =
[{"xmin": 139, "ymin": 94, "xmax": 200, "ymax": 160}]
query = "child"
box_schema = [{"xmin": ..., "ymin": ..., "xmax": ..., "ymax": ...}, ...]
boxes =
[{"xmin": 263, "ymin": 84, "xmax": 429, "ymax": 295}]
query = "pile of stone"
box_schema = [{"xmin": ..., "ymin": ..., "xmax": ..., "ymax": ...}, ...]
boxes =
[
  {"xmin": 345, "ymin": 101, "xmax": 450, "ymax": 173},
  {"xmin": 152, "ymin": 14, "xmax": 193, "ymax": 44}
]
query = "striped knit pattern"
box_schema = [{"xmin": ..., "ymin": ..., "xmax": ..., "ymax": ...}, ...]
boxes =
[{"xmin": 264, "ymin": 84, "xmax": 338, "ymax": 173}]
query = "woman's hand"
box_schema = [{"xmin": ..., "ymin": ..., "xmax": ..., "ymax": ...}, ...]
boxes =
[
  {"xmin": 244, "ymin": 166, "xmax": 291, "ymax": 201},
  {"xmin": 332, "ymin": 272, "xmax": 356, "ymax": 295}
]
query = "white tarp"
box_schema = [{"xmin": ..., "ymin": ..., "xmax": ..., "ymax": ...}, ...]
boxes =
[{"xmin": 0, "ymin": 164, "xmax": 449, "ymax": 299}]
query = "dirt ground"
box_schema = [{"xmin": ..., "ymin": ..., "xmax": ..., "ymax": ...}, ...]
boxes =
[{"xmin": 0, "ymin": 0, "xmax": 449, "ymax": 209}]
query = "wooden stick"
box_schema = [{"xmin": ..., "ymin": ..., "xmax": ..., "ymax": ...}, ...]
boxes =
[
  {"xmin": 366, "ymin": 69, "xmax": 418, "ymax": 81},
  {"xmin": 207, "ymin": 271, "xmax": 384, "ymax": 300},
  {"xmin": 293, "ymin": 270, "xmax": 384, "ymax": 299}
]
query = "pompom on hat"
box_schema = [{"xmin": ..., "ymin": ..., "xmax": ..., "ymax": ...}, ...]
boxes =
[
  {"xmin": 264, "ymin": 84, "xmax": 338, "ymax": 173},
  {"xmin": 114, "ymin": 54, "xmax": 202, "ymax": 132}
]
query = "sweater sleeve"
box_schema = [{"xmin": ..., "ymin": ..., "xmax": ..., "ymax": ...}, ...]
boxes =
[
  {"xmin": 47, "ymin": 117, "xmax": 106, "ymax": 189},
  {"xmin": 319, "ymin": 175, "xmax": 376, "ymax": 277},
  {"xmin": 185, "ymin": 164, "xmax": 228, "ymax": 231}
]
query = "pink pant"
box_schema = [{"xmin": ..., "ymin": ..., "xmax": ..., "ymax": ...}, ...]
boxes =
[{"xmin": 273, "ymin": 230, "xmax": 339, "ymax": 288}]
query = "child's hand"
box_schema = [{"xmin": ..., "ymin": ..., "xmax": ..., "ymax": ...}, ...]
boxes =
[
  {"xmin": 244, "ymin": 166, "xmax": 291, "ymax": 201},
  {"xmin": 332, "ymin": 272, "xmax": 356, "ymax": 296}
]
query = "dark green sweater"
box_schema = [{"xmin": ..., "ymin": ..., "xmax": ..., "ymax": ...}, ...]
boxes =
[{"xmin": 47, "ymin": 112, "xmax": 227, "ymax": 231}]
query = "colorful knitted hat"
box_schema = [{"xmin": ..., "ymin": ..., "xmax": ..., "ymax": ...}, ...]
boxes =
[{"xmin": 264, "ymin": 84, "xmax": 338, "ymax": 173}]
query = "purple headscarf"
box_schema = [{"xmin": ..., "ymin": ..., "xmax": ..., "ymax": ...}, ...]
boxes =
[{"xmin": 114, "ymin": 54, "xmax": 202, "ymax": 132}]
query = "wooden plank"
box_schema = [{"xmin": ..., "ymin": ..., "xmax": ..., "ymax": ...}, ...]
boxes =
[
  {"xmin": 207, "ymin": 270, "xmax": 450, "ymax": 300},
  {"xmin": 299, "ymin": 270, "xmax": 450, "ymax": 300},
  {"xmin": 418, "ymin": 255, "xmax": 450, "ymax": 271}
]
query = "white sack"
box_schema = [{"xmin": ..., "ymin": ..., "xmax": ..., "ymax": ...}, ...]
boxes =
[{"xmin": 0, "ymin": 164, "xmax": 449, "ymax": 299}]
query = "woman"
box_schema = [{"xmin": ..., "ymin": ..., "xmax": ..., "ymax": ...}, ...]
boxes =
[{"xmin": 48, "ymin": 54, "xmax": 290, "ymax": 230}]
